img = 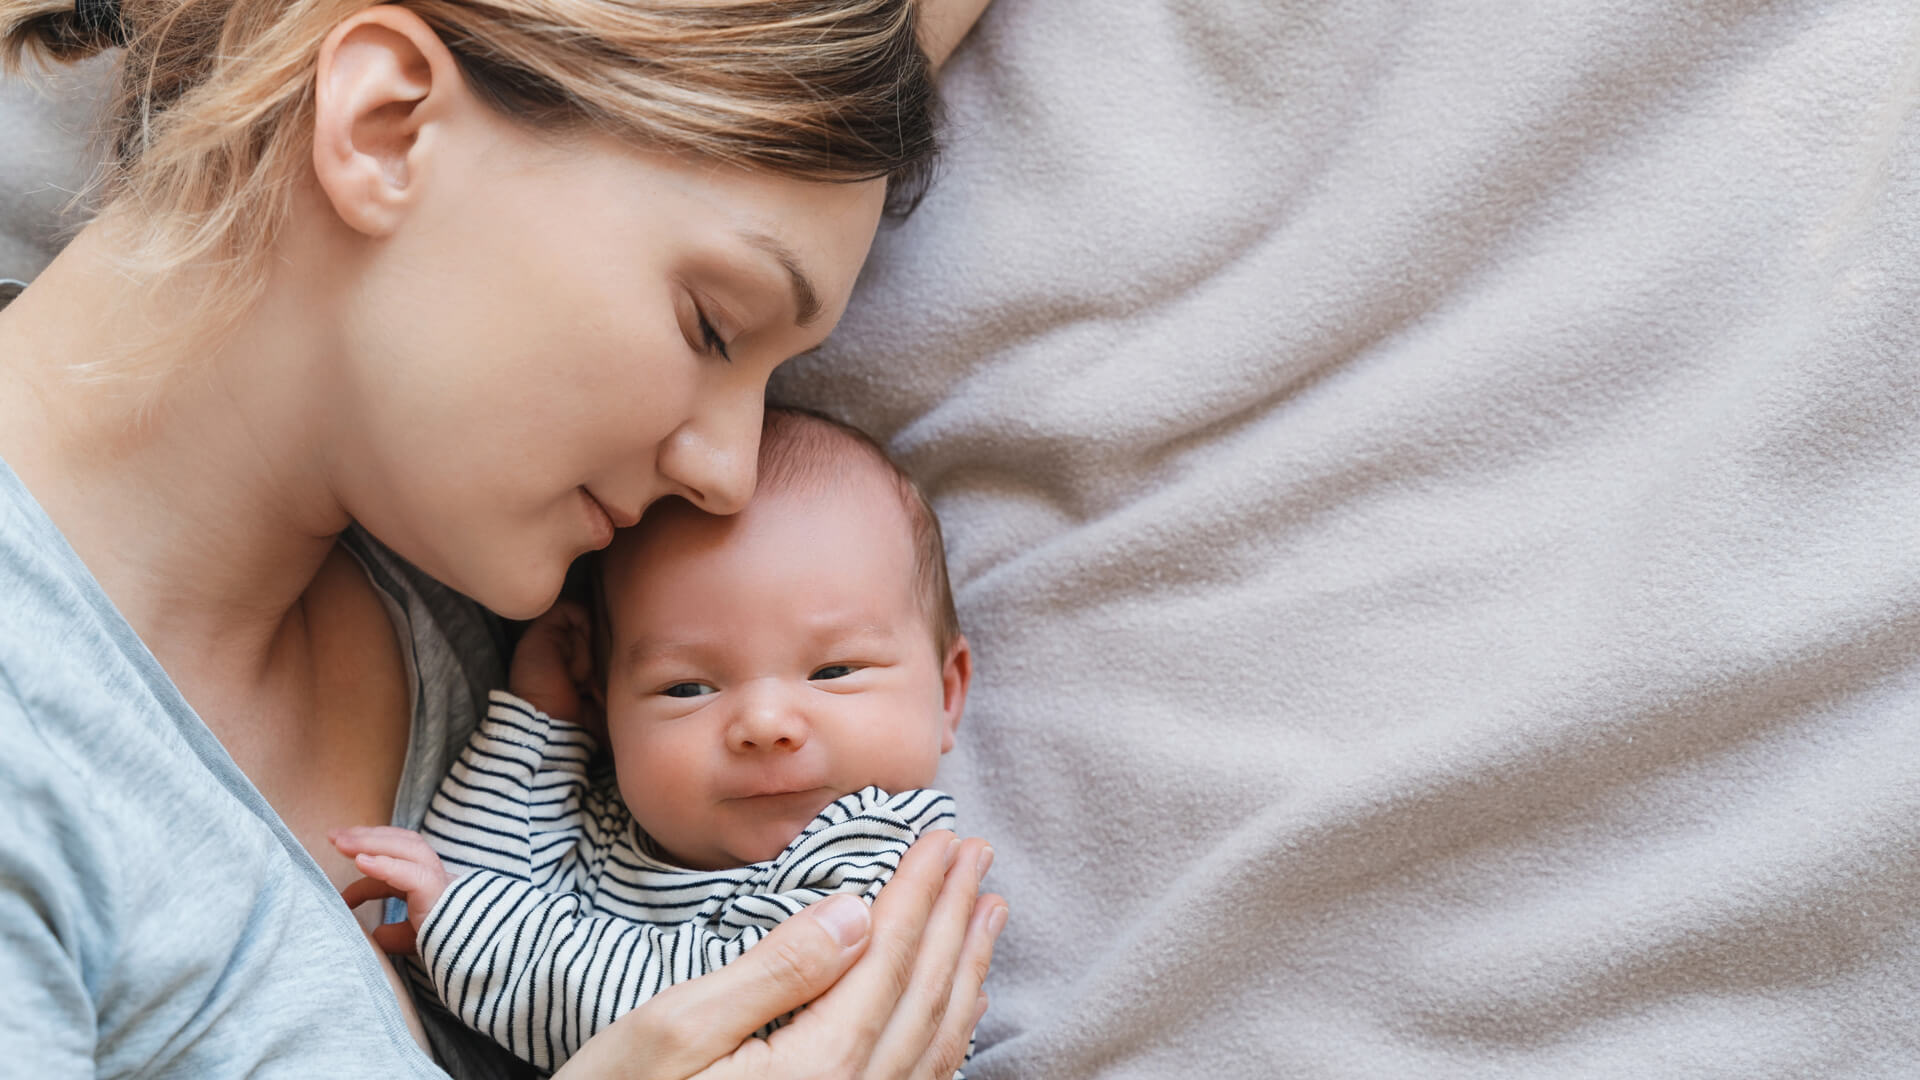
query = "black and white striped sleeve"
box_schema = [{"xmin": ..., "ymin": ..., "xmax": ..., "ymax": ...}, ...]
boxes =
[
  {"xmin": 414, "ymin": 869, "xmax": 769, "ymax": 1071},
  {"xmin": 422, "ymin": 691, "xmax": 599, "ymax": 886},
  {"xmin": 742, "ymin": 786, "xmax": 958, "ymax": 914},
  {"xmin": 414, "ymin": 782, "xmax": 960, "ymax": 1073}
]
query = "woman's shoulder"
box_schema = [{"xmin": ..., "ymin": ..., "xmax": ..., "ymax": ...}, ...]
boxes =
[
  {"xmin": 0, "ymin": 457, "xmax": 207, "ymax": 782},
  {"xmin": 0, "ymin": 495, "xmax": 450, "ymax": 1078},
  {"xmin": 0, "ymin": 457, "xmax": 132, "ymax": 664}
]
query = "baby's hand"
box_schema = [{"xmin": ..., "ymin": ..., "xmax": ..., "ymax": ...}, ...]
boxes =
[
  {"xmin": 330, "ymin": 826, "xmax": 452, "ymax": 955},
  {"xmin": 509, "ymin": 599, "xmax": 601, "ymax": 734}
]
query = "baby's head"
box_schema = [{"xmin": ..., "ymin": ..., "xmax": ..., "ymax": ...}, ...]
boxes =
[{"xmin": 592, "ymin": 408, "xmax": 969, "ymax": 871}]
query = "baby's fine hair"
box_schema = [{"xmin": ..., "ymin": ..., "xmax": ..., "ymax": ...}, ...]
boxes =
[
  {"xmin": 755, "ymin": 406, "xmax": 961, "ymax": 658},
  {"xmin": 581, "ymin": 406, "xmax": 961, "ymax": 677}
]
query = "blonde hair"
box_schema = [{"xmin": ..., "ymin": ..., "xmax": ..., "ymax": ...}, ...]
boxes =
[{"xmin": 0, "ymin": 0, "xmax": 938, "ymax": 352}]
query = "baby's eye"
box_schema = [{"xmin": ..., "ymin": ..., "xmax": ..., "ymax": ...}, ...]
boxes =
[
  {"xmin": 809, "ymin": 665, "xmax": 856, "ymax": 681},
  {"xmin": 662, "ymin": 682, "xmax": 716, "ymax": 699}
]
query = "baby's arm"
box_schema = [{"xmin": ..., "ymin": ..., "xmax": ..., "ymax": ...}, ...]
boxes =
[
  {"xmin": 414, "ymin": 870, "xmax": 770, "ymax": 1072},
  {"xmin": 333, "ymin": 825, "xmax": 765, "ymax": 1071},
  {"xmin": 427, "ymin": 690, "xmax": 603, "ymax": 890},
  {"xmin": 402, "ymin": 789, "xmax": 959, "ymax": 1073}
]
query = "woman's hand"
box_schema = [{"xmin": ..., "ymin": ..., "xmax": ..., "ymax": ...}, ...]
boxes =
[{"xmin": 554, "ymin": 831, "xmax": 1007, "ymax": 1080}]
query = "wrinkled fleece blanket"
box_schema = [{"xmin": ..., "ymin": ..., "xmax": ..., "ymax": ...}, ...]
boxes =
[{"xmin": 7, "ymin": 2, "xmax": 1919, "ymax": 1077}]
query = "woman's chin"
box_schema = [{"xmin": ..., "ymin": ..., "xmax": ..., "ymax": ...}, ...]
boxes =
[
  {"xmin": 489, "ymin": 584, "xmax": 565, "ymax": 621},
  {"xmin": 458, "ymin": 557, "xmax": 567, "ymax": 621}
]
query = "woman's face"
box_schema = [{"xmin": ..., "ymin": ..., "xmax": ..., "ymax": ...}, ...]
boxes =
[{"xmin": 322, "ymin": 118, "xmax": 887, "ymax": 618}]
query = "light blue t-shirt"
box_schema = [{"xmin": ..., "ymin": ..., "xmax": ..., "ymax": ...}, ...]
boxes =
[{"xmin": 0, "ymin": 458, "xmax": 530, "ymax": 1078}]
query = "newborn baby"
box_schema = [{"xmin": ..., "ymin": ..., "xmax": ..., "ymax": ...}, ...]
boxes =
[{"xmin": 332, "ymin": 407, "xmax": 972, "ymax": 1072}]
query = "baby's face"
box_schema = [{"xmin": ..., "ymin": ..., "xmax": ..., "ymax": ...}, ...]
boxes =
[{"xmin": 599, "ymin": 472, "xmax": 966, "ymax": 871}]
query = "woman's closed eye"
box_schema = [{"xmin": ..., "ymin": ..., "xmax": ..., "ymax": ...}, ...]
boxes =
[
  {"xmin": 694, "ymin": 305, "xmax": 731, "ymax": 362},
  {"xmin": 662, "ymin": 681, "xmax": 718, "ymax": 698}
]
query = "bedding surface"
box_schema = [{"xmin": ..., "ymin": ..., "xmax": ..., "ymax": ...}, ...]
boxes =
[
  {"xmin": 0, "ymin": 61, "xmax": 101, "ymax": 280},
  {"xmin": 6, "ymin": 2, "xmax": 1919, "ymax": 1077},
  {"xmin": 771, "ymin": 2, "xmax": 1920, "ymax": 1077}
]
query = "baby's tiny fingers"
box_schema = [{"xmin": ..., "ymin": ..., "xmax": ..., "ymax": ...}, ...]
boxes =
[
  {"xmin": 371, "ymin": 920, "xmax": 419, "ymax": 956},
  {"xmin": 340, "ymin": 875, "xmax": 402, "ymax": 910},
  {"xmin": 330, "ymin": 826, "xmax": 439, "ymax": 863},
  {"xmin": 352, "ymin": 852, "xmax": 437, "ymax": 893}
]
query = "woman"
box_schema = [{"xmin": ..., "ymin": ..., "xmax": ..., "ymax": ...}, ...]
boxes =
[{"xmin": 0, "ymin": 0, "xmax": 1002, "ymax": 1075}]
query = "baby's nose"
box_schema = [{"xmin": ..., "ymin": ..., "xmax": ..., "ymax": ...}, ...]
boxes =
[{"xmin": 726, "ymin": 690, "xmax": 809, "ymax": 753}]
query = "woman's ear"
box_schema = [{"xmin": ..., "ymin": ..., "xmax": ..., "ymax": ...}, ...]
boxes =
[
  {"xmin": 310, "ymin": 6, "xmax": 468, "ymax": 236},
  {"xmin": 939, "ymin": 634, "xmax": 972, "ymax": 754}
]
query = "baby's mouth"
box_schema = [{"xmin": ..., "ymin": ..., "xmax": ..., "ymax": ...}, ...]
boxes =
[
  {"xmin": 725, "ymin": 784, "xmax": 834, "ymax": 802},
  {"xmin": 721, "ymin": 786, "xmax": 839, "ymax": 820}
]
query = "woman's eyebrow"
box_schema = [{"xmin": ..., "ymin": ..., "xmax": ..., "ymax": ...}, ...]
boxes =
[{"xmin": 741, "ymin": 230, "xmax": 821, "ymax": 327}]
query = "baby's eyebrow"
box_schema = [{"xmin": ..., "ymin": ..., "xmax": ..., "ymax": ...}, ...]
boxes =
[
  {"xmin": 798, "ymin": 621, "xmax": 898, "ymax": 645},
  {"xmin": 622, "ymin": 638, "xmax": 718, "ymax": 670}
]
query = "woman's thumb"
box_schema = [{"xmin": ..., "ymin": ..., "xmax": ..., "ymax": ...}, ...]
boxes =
[{"xmin": 722, "ymin": 894, "xmax": 871, "ymax": 1018}]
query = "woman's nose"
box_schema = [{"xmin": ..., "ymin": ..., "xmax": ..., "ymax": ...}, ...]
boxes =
[
  {"xmin": 726, "ymin": 689, "xmax": 810, "ymax": 754},
  {"xmin": 659, "ymin": 395, "xmax": 762, "ymax": 517}
]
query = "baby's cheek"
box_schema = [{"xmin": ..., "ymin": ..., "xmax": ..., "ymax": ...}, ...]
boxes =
[
  {"xmin": 611, "ymin": 736, "xmax": 690, "ymax": 823},
  {"xmin": 873, "ymin": 734, "xmax": 946, "ymax": 792}
]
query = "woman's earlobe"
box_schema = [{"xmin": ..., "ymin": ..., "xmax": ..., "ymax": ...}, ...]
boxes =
[{"xmin": 310, "ymin": 7, "xmax": 462, "ymax": 237}]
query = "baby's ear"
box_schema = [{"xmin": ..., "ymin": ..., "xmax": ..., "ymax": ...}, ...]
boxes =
[
  {"xmin": 939, "ymin": 635, "xmax": 972, "ymax": 753},
  {"xmin": 582, "ymin": 647, "xmax": 611, "ymax": 746}
]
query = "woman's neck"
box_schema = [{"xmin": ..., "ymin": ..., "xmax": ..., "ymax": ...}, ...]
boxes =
[{"xmin": 0, "ymin": 218, "xmax": 352, "ymax": 702}]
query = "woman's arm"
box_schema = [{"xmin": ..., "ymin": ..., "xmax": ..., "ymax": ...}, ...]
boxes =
[
  {"xmin": 0, "ymin": 707, "xmax": 105, "ymax": 1075},
  {"xmin": 555, "ymin": 831, "xmax": 1005, "ymax": 1080}
]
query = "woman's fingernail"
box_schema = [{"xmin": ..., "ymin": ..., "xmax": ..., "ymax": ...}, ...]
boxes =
[
  {"xmin": 987, "ymin": 904, "xmax": 1009, "ymax": 936},
  {"xmin": 974, "ymin": 993, "xmax": 990, "ymax": 1025},
  {"xmin": 946, "ymin": 837, "xmax": 962, "ymax": 868},
  {"xmin": 814, "ymin": 895, "xmax": 870, "ymax": 948},
  {"xmin": 977, "ymin": 845, "xmax": 995, "ymax": 877}
]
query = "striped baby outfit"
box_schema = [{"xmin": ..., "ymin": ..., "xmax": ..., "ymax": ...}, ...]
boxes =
[{"xmin": 415, "ymin": 691, "xmax": 956, "ymax": 1072}]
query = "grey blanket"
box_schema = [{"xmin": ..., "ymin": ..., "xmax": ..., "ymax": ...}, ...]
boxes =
[
  {"xmin": 773, "ymin": 2, "xmax": 1920, "ymax": 1077},
  {"xmin": 8, "ymin": 2, "xmax": 1919, "ymax": 1076}
]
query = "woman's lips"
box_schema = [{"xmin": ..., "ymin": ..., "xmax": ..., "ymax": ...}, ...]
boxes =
[
  {"xmin": 578, "ymin": 487, "xmax": 639, "ymax": 548},
  {"xmin": 588, "ymin": 488, "xmax": 643, "ymax": 527}
]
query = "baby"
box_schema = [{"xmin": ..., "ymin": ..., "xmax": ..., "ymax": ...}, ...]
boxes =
[{"xmin": 332, "ymin": 407, "xmax": 973, "ymax": 1072}]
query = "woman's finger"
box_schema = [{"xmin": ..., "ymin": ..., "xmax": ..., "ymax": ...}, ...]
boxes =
[
  {"xmin": 775, "ymin": 826, "xmax": 960, "ymax": 1068},
  {"xmin": 801, "ymin": 830, "xmax": 960, "ymax": 1050},
  {"xmin": 863, "ymin": 837, "xmax": 992, "ymax": 1077},
  {"xmin": 554, "ymin": 893, "xmax": 872, "ymax": 1080},
  {"xmin": 913, "ymin": 893, "xmax": 1007, "ymax": 1080}
]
